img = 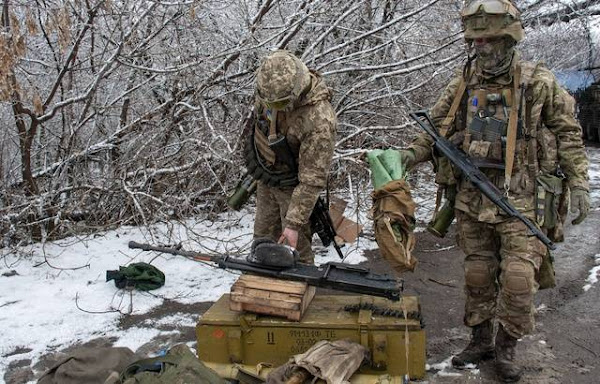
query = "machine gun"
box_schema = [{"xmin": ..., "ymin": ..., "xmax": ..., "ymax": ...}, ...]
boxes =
[
  {"xmin": 128, "ymin": 241, "xmax": 402, "ymax": 301},
  {"xmin": 409, "ymin": 110, "xmax": 556, "ymax": 250}
]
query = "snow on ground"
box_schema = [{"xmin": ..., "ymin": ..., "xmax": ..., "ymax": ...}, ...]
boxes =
[{"xmin": 0, "ymin": 211, "xmax": 255, "ymax": 378}]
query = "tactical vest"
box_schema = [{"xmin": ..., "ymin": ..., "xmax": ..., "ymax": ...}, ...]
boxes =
[
  {"xmin": 437, "ymin": 60, "xmax": 567, "ymax": 242},
  {"xmin": 244, "ymin": 107, "xmax": 300, "ymax": 188},
  {"xmin": 437, "ymin": 61, "xmax": 542, "ymax": 182}
]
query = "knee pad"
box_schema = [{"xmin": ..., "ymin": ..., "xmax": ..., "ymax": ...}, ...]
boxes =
[
  {"xmin": 465, "ymin": 260, "xmax": 494, "ymax": 293},
  {"xmin": 502, "ymin": 261, "xmax": 534, "ymax": 295}
]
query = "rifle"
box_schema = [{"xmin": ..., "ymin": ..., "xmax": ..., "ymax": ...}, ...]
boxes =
[
  {"xmin": 310, "ymin": 196, "xmax": 345, "ymax": 259},
  {"xmin": 128, "ymin": 241, "xmax": 402, "ymax": 301},
  {"xmin": 408, "ymin": 110, "xmax": 556, "ymax": 250}
]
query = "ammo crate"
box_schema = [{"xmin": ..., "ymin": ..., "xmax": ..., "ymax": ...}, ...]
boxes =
[{"xmin": 196, "ymin": 294, "xmax": 426, "ymax": 379}]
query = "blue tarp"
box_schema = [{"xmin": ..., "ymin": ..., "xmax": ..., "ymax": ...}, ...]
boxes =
[{"xmin": 554, "ymin": 70, "xmax": 596, "ymax": 92}]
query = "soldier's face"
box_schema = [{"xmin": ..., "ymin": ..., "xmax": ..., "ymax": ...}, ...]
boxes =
[{"xmin": 473, "ymin": 36, "xmax": 513, "ymax": 71}]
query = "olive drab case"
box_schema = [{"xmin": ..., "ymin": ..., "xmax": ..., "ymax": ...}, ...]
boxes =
[{"xmin": 196, "ymin": 294, "xmax": 426, "ymax": 381}]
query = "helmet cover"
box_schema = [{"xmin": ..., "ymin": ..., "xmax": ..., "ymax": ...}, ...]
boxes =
[
  {"xmin": 461, "ymin": 0, "xmax": 524, "ymax": 42},
  {"xmin": 255, "ymin": 50, "xmax": 311, "ymax": 110}
]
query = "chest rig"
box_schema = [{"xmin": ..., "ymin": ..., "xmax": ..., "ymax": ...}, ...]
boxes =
[
  {"xmin": 441, "ymin": 61, "xmax": 539, "ymax": 191},
  {"xmin": 463, "ymin": 83, "xmax": 517, "ymax": 169},
  {"xmin": 244, "ymin": 107, "xmax": 299, "ymax": 188}
]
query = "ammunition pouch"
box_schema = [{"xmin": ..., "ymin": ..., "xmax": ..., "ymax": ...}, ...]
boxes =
[
  {"xmin": 465, "ymin": 115, "xmax": 506, "ymax": 167},
  {"xmin": 535, "ymin": 172, "xmax": 565, "ymax": 290},
  {"xmin": 538, "ymin": 250, "xmax": 556, "ymax": 290},
  {"xmin": 535, "ymin": 173, "xmax": 567, "ymax": 243}
]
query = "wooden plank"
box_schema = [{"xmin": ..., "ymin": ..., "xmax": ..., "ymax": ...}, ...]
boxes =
[
  {"xmin": 231, "ymin": 285, "xmax": 304, "ymax": 303},
  {"xmin": 231, "ymin": 301, "xmax": 303, "ymax": 321},
  {"xmin": 234, "ymin": 275, "xmax": 307, "ymax": 295},
  {"xmin": 230, "ymin": 292, "xmax": 301, "ymax": 310}
]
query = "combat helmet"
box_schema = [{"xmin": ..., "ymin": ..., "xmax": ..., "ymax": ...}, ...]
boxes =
[
  {"xmin": 461, "ymin": 0, "xmax": 524, "ymax": 42},
  {"xmin": 255, "ymin": 50, "xmax": 311, "ymax": 110}
]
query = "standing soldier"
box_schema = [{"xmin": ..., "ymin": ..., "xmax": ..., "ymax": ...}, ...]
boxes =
[
  {"xmin": 245, "ymin": 50, "xmax": 337, "ymax": 265},
  {"xmin": 396, "ymin": 1, "xmax": 590, "ymax": 382}
]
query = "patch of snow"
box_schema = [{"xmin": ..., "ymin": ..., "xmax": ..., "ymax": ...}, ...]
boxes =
[
  {"xmin": 427, "ymin": 356, "xmax": 472, "ymax": 377},
  {"xmin": 583, "ymin": 254, "xmax": 600, "ymax": 291},
  {"xmin": 142, "ymin": 313, "xmax": 198, "ymax": 328}
]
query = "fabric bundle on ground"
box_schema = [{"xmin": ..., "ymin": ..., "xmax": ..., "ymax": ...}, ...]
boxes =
[
  {"xmin": 266, "ymin": 339, "xmax": 367, "ymax": 384},
  {"xmin": 37, "ymin": 346, "xmax": 136, "ymax": 384}
]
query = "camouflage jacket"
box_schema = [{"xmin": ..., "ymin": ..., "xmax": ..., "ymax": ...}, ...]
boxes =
[
  {"xmin": 409, "ymin": 56, "xmax": 589, "ymax": 222},
  {"xmin": 255, "ymin": 72, "xmax": 337, "ymax": 229}
]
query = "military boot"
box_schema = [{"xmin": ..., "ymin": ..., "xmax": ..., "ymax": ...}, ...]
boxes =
[
  {"xmin": 451, "ymin": 320, "xmax": 495, "ymax": 368},
  {"xmin": 495, "ymin": 324, "xmax": 523, "ymax": 382}
]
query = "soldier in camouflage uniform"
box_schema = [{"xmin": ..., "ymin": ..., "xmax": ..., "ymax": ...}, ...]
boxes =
[
  {"xmin": 396, "ymin": 1, "xmax": 590, "ymax": 381},
  {"xmin": 247, "ymin": 50, "xmax": 337, "ymax": 264}
]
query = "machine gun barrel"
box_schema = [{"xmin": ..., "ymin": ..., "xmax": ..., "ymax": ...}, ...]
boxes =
[
  {"xmin": 128, "ymin": 241, "xmax": 402, "ymax": 301},
  {"xmin": 408, "ymin": 110, "xmax": 556, "ymax": 250}
]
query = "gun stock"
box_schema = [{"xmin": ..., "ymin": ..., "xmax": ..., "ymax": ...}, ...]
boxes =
[{"xmin": 408, "ymin": 110, "xmax": 556, "ymax": 250}]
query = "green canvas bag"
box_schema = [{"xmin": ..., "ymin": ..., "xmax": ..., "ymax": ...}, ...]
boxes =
[{"xmin": 106, "ymin": 262, "xmax": 165, "ymax": 291}]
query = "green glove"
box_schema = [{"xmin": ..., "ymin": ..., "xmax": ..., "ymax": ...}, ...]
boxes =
[{"xmin": 570, "ymin": 188, "xmax": 590, "ymax": 225}]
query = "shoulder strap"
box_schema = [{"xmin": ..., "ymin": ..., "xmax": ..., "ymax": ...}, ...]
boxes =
[
  {"xmin": 439, "ymin": 62, "xmax": 474, "ymax": 137},
  {"xmin": 504, "ymin": 61, "xmax": 540, "ymax": 191},
  {"xmin": 504, "ymin": 63, "xmax": 521, "ymax": 191},
  {"xmin": 439, "ymin": 78, "xmax": 466, "ymax": 137}
]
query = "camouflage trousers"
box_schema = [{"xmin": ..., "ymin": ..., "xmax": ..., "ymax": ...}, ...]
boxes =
[
  {"xmin": 254, "ymin": 182, "xmax": 314, "ymax": 264},
  {"xmin": 456, "ymin": 211, "xmax": 545, "ymax": 338}
]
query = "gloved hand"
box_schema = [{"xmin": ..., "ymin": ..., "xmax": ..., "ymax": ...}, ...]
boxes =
[
  {"xmin": 397, "ymin": 149, "xmax": 416, "ymax": 169},
  {"xmin": 570, "ymin": 188, "xmax": 590, "ymax": 225}
]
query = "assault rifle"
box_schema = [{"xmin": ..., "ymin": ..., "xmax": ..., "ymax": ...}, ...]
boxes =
[
  {"xmin": 311, "ymin": 196, "xmax": 345, "ymax": 259},
  {"xmin": 409, "ymin": 110, "xmax": 556, "ymax": 250},
  {"xmin": 128, "ymin": 241, "xmax": 402, "ymax": 301}
]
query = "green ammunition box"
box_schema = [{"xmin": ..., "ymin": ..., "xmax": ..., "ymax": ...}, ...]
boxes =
[{"xmin": 196, "ymin": 294, "xmax": 426, "ymax": 381}]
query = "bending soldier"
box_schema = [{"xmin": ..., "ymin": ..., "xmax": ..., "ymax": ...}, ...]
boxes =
[
  {"xmin": 397, "ymin": 1, "xmax": 590, "ymax": 382},
  {"xmin": 246, "ymin": 50, "xmax": 337, "ymax": 264}
]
